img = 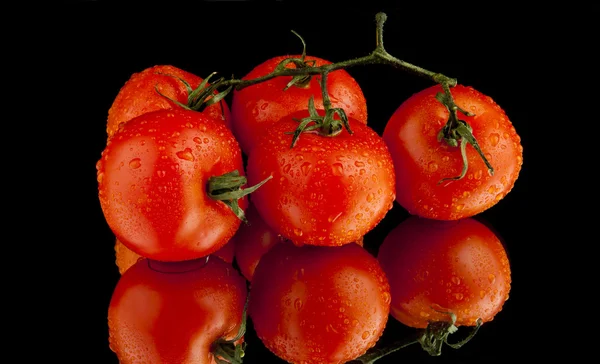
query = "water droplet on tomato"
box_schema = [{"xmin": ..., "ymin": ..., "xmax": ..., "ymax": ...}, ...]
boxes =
[
  {"xmin": 494, "ymin": 193, "xmax": 504, "ymax": 201},
  {"xmin": 176, "ymin": 148, "xmax": 195, "ymax": 161},
  {"xmin": 428, "ymin": 161, "xmax": 438, "ymax": 172},
  {"xmin": 294, "ymin": 298, "xmax": 303, "ymax": 311},
  {"xmin": 156, "ymin": 170, "xmax": 166, "ymax": 177},
  {"xmin": 480, "ymin": 290, "xmax": 486, "ymax": 298},
  {"xmin": 489, "ymin": 133, "xmax": 500, "ymax": 146},
  {"xmin": 128, "ymin": 158, "xmax": 141, "ymax": 169},
  {"xmin": 474, "ymin": 170, "xmax": 483, "ymax": 180},
  {"xmin": 454, "ymin": 293, "xmax": 464, "ymax": 300},
  {"xmin": 355, "ymin": 213, "xmax": 363, "ymax": 220},
  {"xmin": 300, "ymin": 162, "xmax": 312, "ymax": 176},
  {"xmin": 97, "ymin": 172, "xmax": 104, "ymax": 184},
  {"xmin": 442, "ymin": 155, "xmax": 450, "ymax": 162},
  {"xmin": 260, "ymin": 102, "xmax": 269, "ymax": 110},
  {"xmin": 293, "ymin": 228, "xmax": 303, "ymax": 237},
  {"xmin": 361, "ymin": 331, "xmax": 370, "ymax": 340},
  {"xmin": 488, "ymin": 274, "xmax": 496, "ymax": 284},
  {"xmin": 332, "ymin": 163, "xmax": 344, "ymax": 176},
  {"xmin": 382, "ymin": 292, "xmax": 391, "ymax": 304},
  {"xmin": 355, "ymin": 161, "xmax": 365, "ymax": 167},
  {"xmin": 455, "ymin": 204, "xmax": 464, "ymax": 211}
]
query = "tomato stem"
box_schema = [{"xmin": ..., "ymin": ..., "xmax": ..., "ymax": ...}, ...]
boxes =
[
  {"xmin": 207, "ymin": 170, "xmax": 273, "ymax": 223},
  {"xmin": 436, "ymin": 86, "xmax": 495, "ymax": 184},
  {"xmin": 212, "ymin": 295, "xmax": 249, "ymax": 364},
  {"xmin": 351, "ymin": 337, "xmax": 419, "ymax": 364}
]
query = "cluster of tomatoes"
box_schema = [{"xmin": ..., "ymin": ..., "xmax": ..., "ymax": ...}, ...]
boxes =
[{"xmin": 97, "ymin": 50, "xmax": 522, "ymax": 363}]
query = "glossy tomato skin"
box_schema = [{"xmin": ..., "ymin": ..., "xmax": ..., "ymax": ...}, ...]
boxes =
[
  {"xmin": 246, "ymin": 110, "xmax": 395, "ymax": 247},
  {"xmin": 230, "ymin": 55, "xmax": 367, "ymax": 155},
  {"xmin": 97, "ymin": 108, "xmax": 246, "ymax": 262},
  {"xmin": 107, "ymin": 64, "xmax": 231, "ymax": 138},
  {"xmin": 108, "ymin": 256, "xmax": 247, "ymax": 364},
  {"xmin": 231, "ymin": 203, "xmax": 283, "ymax": 282},
  {"xmin": 249, "ymin": 242, "xmax": 390, "ymax": 364},
  {"xmin": 377, "ymin": 216, "xmax": 511, "ymax": 329},
  {"xmin": 383, "ymin": 84, "xmax": 523, "ymax": 220},
  {"xmin": 114, "ymin": 238, "xmax": 235, "ymax": 275}
]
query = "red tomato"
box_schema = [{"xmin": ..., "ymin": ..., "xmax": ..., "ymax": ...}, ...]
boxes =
[
  {"xmin": 246, "ymin": 109, "xmax": 395, "ymax": 247},
  {"xmin": 249, "ymin": 242, "xmax": 390, "ymax": 364},
  {"xmin": 230, "ymin": 54, "xmax": 367, "ymax": 155},
  {"xmin": 377, "ymin": 216, "xmax": 511, "ymax": 329},
  {"xmin": 108, "ymin": 256, "xmax": 247, "ymax": 364},
  {"xmin": 97, "ymin": 108, "xmax": 246, "ymax": 262},
  {"xmin": 114, "ymin": 238, "xmax": 235, "ymax": 275},
  {"xmin": 231, "ymin": 203, "xmax": 283, "ymax": 282},
  {"xmin": 232, "ymin": 204, "xmax": 367, "ymax": 281},
  {"xmin": 107, "ymin": 64, "xmax": 231, "ymax": 138},
  {"xmin": 382, "ymin": 84, "xmax": 523, "ymax": 220}
]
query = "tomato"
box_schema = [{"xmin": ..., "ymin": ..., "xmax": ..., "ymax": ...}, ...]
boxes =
[
  {"xmin": 248, "ymin": 242, "xmax": 390, "ymax": 364},
  {"xmin": 114, "ymin": 238, "xmax": 235, "ymax": 275},
  {"xmin": 246, "ymin": 109, "xmax": 395, "ymax": 247},
  {"xmin": 107, "ymin": 64, "xmax": 231, "ymax": 139},
  {"xmin": 108, "ymin": 256, "xmax": 247, "ymax": 364},
  {"xmin": 232, "ymin": 203, "xmax": 366, "ymax": 281},
  {"xmin": 231, "ymin": 203, "xmax": 283, "ymax": 282},
  {"xmin": 377, "ymin": 216, "xmax": 511, "ymax": 329},
  {"xmin": 97, "ymin": 108, "xmax": 247, "ymax": 262},
  {"xmin": 382, "ymin": 84, "xmax": 523, "ymax": 220},
  {"xmin": 230, "ymin": 54, "xmax": 367, "ymax": 155}
]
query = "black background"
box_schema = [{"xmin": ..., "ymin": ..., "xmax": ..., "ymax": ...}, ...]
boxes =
[{"xmin": 48, "ymin": 1, "xmax": 552, "ymax": 363}]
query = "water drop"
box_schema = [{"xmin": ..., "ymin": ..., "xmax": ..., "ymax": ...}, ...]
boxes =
[
  {"xmin": 355, "ymin": 161, "xmax": 365, "ymax": 167},
  {"xmin": 382, "ymin": 292, "xmax": 391, "ymax": 304},
  {"xmin": 294, "ymin": 228, "xmax": 303, "ymax": 237},
  {"xmin": 489, "ymin": 133, "xmax": 500, "ymax": 146},
  {"xmin": 301, "ymin": 162, "xmax": 312, "ymax": 176},
  {"xmin": 156, "ymin": 170, "xmax": 166, "ymax": 178},
  {"xmin": 366, "ymin": 193, "xmax": 374, "ymax": 202},
  {"xmin": 488, "ymin": 274, "xmax": 496, "ymax": 284},
  {"xmin": 294, "ymin": 298, "xmax": 303, "ymax": 311},
  {"xmin": 474, "ymin": 170, "xmax": 483, "ymax": 180},
  {"xmin": 361, "ymin": 331, "xmax": 370, "ymax": 340},
  {"xmin": 176, "ymin": 148, "xmax": 195, "ymax": 161},
  {"xmin": 428, "ymin": 161, "xmax": 438, "ymax": 172},
  {"xmin": 129, "ymin": 158, "xmax": 141, "ymax": 169},
  {"xmin": 283, "ymin": 164, "xmax": 291, "ymax": 174},
  {"xmin": 454, "ymin": 293, "xmax": 464, "ymax": 300},
  {"xmin": 332, "ymin": 163, "xmax": 344, "ymax": 176}
]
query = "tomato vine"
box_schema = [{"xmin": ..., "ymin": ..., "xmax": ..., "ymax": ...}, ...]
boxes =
[{"xmin": 185, "ymin": 12, "xmax": 493, "ymax": 183}]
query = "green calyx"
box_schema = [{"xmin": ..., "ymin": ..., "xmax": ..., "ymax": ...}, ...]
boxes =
[
  {"xmin": 286, "ymin": 96, "xmax": 352, "ymax": 148},
  {"xmin": 154, "ymin": 71, "xmax": 233, "ymax": 112},
  {"xmin": 418, "ymin": 311, "xmax": 483, "ymax": 356},
  {"xmin": 435, "ymin": 86, "xmax": 494, "ymax": 185},
  {"xmin": 207, "ymin": 170, "xmax": 272, "ymax": 223}
]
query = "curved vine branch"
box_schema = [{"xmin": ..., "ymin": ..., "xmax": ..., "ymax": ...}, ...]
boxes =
[{"xmin": 189, "ymin": 12, "xmax": 492, "ymax": 182}]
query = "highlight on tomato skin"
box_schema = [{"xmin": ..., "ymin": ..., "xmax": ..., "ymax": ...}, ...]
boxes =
[
  {"xmin": 382, "ymin": 84, "xmax": 523, "ymax": 220},
  {"xmin": 108, "ymin": 256, "xmax": 247, "ymax": 364},
  {"xmin": 377, "ymin": 216, "xmax": 511, "ymax": 330},
  {"xmin": 230, "ymin": 54, "xmax": 367, "ymax": 155},
  {"xmin": 106, "ymin": 64, "xmax": 232, "ymax": 139},
  {"xmin": 248, "ymin": 241, "xmax": 390, "ymax": 364},
  {"xmin": 114, "ymin": 238, "xmax": 235, "ymax": 275}
]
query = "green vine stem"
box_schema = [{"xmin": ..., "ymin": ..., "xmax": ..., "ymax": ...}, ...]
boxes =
[
  {"xmin": 190, "ymin": 11, "xmax": 493, "ymax": 182},
  {"xmin": 351, "ymin": 312, "xmax": 483, "ymax": 363}
]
